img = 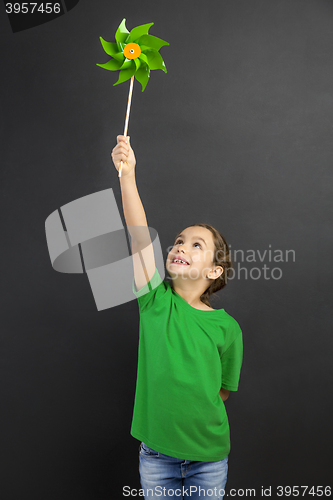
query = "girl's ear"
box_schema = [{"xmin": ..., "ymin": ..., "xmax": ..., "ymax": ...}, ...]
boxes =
[{"xmin": 209, "ymin": 266, "xmax": 223, "ymax": 279}]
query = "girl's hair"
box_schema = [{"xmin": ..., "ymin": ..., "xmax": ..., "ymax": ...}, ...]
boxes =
[{"xmin": 175, "ymin": 223, "xmax": 233, "ymax": 308}]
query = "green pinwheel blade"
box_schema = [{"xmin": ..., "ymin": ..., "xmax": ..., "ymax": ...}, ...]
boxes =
[
  {"xmin": 134, "ymin": 63, "xmax": 150, "ymax": 92},
  {"xmin": 99, "ymin": 38, "xmax": 119, "ymax": 57},
  {"xmin": 115, "ymin": 19, "xmax": 129, "ymax": 43},
  {"xmin": 145, "ymin": 49, "xmax": 167, "ymax": 73},
  {"xmin": 138, "ymin": 34, "xmax": 169, "ymax": 51},
  {"xmin": 96, "ymin": 59, "xmax": 123, "ymax": 71},
  {"xmin": 99, "ymin": 38, "xmax": 124, "ymax": 62},
  {"xmin": 138, "ymin": 52, "xmax": 148, "ymax": 65},
  {"xmin": 129, "ymin": 22, "xmax": 154, "ymax": 42},
  {"xmin": 119, "ymin": 59, "xmax": 134, "ymax": 71},
  {"xmin": 134, "ymin": 58, "xmax": 141, "ymax": 71},
  {"xmin": 112, "ymin": 51, "xmax": 125, "ymax": 62},
  {"xmin": 117, "ymin": 41, "xmax": 127, "ymax": 52},
  {"xmin": 113, "ymin": 65, "xmax": 137, "ymax": 86}
]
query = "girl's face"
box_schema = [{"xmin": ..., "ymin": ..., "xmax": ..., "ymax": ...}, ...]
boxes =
[{"xmin": 166, "ymin": 226, "xmax": 218, "ymax": 283}]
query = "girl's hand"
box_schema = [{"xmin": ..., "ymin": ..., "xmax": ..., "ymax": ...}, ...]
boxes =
[{"xmin": 111, "ymin": 135, "xmax": 136, "ymax": 176}]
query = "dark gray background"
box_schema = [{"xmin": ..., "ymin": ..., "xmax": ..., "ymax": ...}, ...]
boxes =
[{"xmin": 0, "ymin": 0, "xmax": 332, "ymax": 498}]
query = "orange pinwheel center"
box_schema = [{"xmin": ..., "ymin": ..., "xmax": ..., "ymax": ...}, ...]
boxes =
[{"xmin": 123, "ymin": 43, "xmax": 141, "ymax": 60}]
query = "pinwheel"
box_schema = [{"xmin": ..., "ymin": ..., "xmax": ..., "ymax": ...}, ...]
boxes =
[{"xmin": 97, "ymin": 19, "xmax": 169, "ymax": 176}]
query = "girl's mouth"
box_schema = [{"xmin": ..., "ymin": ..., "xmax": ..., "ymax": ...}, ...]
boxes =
[{"xmin": 171, "ymin": 258, "xmax": 190, "ymax": 265}]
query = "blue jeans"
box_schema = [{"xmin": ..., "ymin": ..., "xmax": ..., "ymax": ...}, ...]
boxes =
[{"xmin": 139, "ymin": 442, "xmax": 228, "ymax": 499}]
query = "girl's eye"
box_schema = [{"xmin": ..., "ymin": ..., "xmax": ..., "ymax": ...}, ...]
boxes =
[
  {"xmin": 175, "ymin": 240, "xmax": 183, "ymax": 245},
  {"xmin": 194, "ymin": 243, "xmax": 201, "ymax": 249}
]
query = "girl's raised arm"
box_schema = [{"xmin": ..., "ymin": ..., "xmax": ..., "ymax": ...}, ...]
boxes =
[{"xmin": 111, "ymin": 135, "xmax": 156, "ymax": 291}]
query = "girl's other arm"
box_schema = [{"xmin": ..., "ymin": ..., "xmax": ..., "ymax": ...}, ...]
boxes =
[
  {"xmin": 112, "ymin": 135, "xmax": 156, "ymax": 291},
  {"xmin": 219, "ymin": 388, "xmax": 230, "ymax": 401}
]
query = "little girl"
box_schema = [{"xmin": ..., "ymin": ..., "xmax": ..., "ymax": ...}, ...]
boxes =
[{"xmin": 112, "ymin": 136, "xmax": 243, "ymax": 500}]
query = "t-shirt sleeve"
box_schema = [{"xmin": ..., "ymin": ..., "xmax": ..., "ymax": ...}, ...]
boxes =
[
  {"xmin": 220, "ymin": 320, "xmax": 243, "ymax": 391},
  {"xmin": 132, "ymin": 267, "xmax": 165, "ymax": 312}
]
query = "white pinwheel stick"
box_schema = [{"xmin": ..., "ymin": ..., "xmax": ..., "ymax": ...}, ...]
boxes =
[{"xmin": 119, "ymin": 76, "xmax": 134, "ymax": 178}]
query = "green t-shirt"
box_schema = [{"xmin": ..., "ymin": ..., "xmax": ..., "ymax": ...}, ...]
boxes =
[{"xmin": 130, "ymin": 267, "xmax": 243, "ymax": 462}]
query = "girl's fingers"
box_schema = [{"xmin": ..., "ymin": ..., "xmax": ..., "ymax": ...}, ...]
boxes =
[
  {"xmin": 113, "ymin": 145, "xmax": 129, "ymax": 156},
  {"xmin": 117, "ymin": 135, "xmax": 128, "ymax": 144},
  {"xmin": 112, "ymin": 153, "xmax": 128, "ymax": 163},
  {"xmin": 112, "ymin": 136, "xmax": 133, "ymax": 173},
  {"xmin": 112, "ymin": 147, "xmax": 128, "ymax": 158}
]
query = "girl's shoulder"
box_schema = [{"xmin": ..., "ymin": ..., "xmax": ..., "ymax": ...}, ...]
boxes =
[{"xmin": 224, "ymin": 313, "xmax": 243, "ymax": 342}]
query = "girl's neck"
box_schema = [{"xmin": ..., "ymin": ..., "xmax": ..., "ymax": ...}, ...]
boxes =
[{"xmin": 172, "ymin": 283, "xmax": 212, "ymax": 310}]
